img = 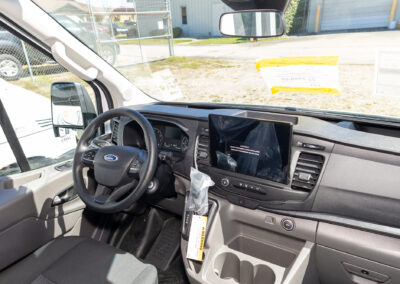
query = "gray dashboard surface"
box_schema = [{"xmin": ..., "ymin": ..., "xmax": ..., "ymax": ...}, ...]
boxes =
[
  {"xmin": 312, "ymin": 144, "xmax": 400, "ymax": 228},
  {"xmin": 135, "ymin": 104, "xmax": 244, "ymax": 120},
  {"xmin": 131, "ymin": 103, "xmax": 400, "ymax": 231},
  {"xmin": 135, "ymin": 104, "xmax": 400, "ymax": 155}
]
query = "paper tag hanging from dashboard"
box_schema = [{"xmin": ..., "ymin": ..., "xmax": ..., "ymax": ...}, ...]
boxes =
[{"xmin": 186, "ymin": 215, "xmax": 207, "ymax": 262}]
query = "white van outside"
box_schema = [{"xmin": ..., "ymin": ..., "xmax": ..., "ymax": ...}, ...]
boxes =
[{"xmin": 0, "ymin": 78, "xmax": 77, "ymax": 173}]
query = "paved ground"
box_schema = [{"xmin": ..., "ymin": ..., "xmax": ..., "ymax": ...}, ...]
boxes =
[
  {"xmin": 116, "ymin": 30, "xmax": 400, "ymax": 118},
  {"xmin": 117, "ymin": 30, "xmax": 400, "ymax": 66}
]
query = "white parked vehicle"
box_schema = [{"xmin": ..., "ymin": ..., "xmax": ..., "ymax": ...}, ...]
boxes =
[{"xmin": 0, "ymin": 78, "xmax": 77, "ymax": 173}]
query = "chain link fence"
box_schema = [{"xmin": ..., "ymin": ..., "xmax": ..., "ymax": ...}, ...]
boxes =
[
  {"xmin": 48, "ymin": 0, "xmax": 174, "ymax": 68},
  {"xmin": 0, "ymin": 0, "xmax": 174, "ymax": 82},
  {"xmin": 0, "ymin": 27, "xmax": 67, "ymax": 82}
]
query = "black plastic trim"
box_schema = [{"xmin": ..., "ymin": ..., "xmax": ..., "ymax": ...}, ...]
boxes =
[
  {"xmin": 94, "ymin": 80, "xmax": 114, "ymax": 110},
  {"xmin": 89, "ymin": 81, "xmax": 105, "ymax": 134},
  {"xmin": 0, "ymin": 99, "xmax": 31, "ymax": 172}
]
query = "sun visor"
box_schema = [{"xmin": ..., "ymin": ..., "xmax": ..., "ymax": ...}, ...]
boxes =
[{"xmin": 220, "ymin": 0, "xmax": 290, "ymax": 11}]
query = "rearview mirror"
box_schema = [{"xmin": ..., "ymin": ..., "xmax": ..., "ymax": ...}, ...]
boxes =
[
  {"xmin": 220, "ymin": 10, "xmax": 285, "ymax": 38},
  {"xmin": 51, "ymin": 82, "xmax": 96, "ymax": 136}
]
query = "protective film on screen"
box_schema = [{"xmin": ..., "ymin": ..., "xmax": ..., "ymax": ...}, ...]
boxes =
[{"xmin": 209, "ymin": 115, "xmax": 292, "ymax": 184}]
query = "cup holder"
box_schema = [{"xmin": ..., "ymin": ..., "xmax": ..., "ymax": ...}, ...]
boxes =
[{"xmin": 214, "ymin": 252, "xmax": 276, "ymax": 284}]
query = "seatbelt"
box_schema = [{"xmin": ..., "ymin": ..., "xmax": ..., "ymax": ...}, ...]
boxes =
[{"xmin": 0, "ymin": 99, "xmax": 31, "ymax": 172}]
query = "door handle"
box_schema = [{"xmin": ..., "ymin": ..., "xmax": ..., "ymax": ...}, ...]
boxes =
[{"xmin": 52, "ymin": 186, "xmax": 78, "ymax": 206}]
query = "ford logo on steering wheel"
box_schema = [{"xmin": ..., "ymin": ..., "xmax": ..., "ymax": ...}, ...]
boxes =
[{"xmin": 104, "ymin": 154, "xmax": 118, "ymax": 162}]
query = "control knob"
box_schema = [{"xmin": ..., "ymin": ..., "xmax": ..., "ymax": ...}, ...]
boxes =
[{"xmin": 221, "ymin": 178, "xmax": 230, "ymax": 187}]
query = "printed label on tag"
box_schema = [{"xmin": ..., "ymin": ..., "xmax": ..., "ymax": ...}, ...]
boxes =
[
  {"xmin": 257, "ymin": 56, "xmax": 341, "ymax": 95},
  {"xmin": 186, "ymin": 215, "xmax": 207, "ymax": 261}
]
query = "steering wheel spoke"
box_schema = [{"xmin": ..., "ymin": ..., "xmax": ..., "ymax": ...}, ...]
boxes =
[
  {"xmin": 128, "ymin": 159, "xmax": 141, "ymax": 175},
  {"xmin": 94, "ymin": 184, "xmax": 111, "ymax": 204},
  {"xmin": 128, "ymin": 148, "xmax": 148, "ymax": 177},
  {"xmin": 94, "ymin": 180, "xmax": 139, "ymax": 205},
  {"xmin": 108, "ymin": 180, "xmax": 139, "ymax": 203},
  {"xmin": 81, "ymin": 148, "xmax": 98, "ymax": 168}
]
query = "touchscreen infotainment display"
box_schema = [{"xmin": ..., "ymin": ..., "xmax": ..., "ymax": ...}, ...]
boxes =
[{"xmin": 209, "ymin": 115, "xmax": 292, "ymax": 184}]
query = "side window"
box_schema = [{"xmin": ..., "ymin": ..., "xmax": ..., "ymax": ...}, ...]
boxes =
[
  {"xmin": 0, "ymin": 28, "xmax": 97, "ymax": 176},
  {"xmin": 181, "ymin": 7, "xmax": 188, "ymax": 25}
]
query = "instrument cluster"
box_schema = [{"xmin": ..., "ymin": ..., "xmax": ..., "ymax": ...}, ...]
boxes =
[
  {"xmin": 122, "ymin": 119, "xmax": 189, "ymax": 153},
  {"xmin": 153, "ymin": 123, "xmax": 189, "ymax": 152}
]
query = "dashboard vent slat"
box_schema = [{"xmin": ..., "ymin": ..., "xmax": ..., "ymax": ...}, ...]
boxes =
[
  {"xmin": 196, "ymin": 135, "xmax": 210, "ymax": 165},
  {"xmin": 112, "ymin": 120, "xmax": 119, "ymax": 145},
  {"xmin": 291, "ymin": 152, "xmax": 325, "ymax": 192}
]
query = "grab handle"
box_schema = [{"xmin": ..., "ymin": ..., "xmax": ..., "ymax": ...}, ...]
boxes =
[{"xmin": 51, "ymin": 41, "xmax": 98, "ymax": 81}]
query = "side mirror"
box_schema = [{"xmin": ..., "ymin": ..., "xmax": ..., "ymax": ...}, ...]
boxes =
[
  {"xmin": 51, "ymin": 82, "xmax": 96, "ymax": 137},
  {"xmin": 220, "ymin": 10, "xmax": 285, "ymax": 38}
]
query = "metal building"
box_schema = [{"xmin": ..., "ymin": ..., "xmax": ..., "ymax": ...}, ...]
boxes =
[
  {"xmin": 171, "ymin": 0, "xmax": 232, "ymax": 37},
  {"xmin": 135, "ymin": 0, "xmax": 172, "ymax": 37},
  {"xmin": 306, "ymin": 0, "xmax": 400, "ymax": 33}
]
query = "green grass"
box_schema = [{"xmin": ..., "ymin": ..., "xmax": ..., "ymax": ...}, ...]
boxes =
[
  {"xmin": 13, "ymin": 71, "xmax": 94, "ymax": 100},
  {"xmin": 189, "ymin": 36, "xmax": 287, "ymax": 45},
  {"xmin": 259, "ymin": 36, "xmax": 289, "ymax": 42},
  {"xmin": 118, "ymin": 57, "xmax": 236, "ymax": 81},
  {"xmin": 118, "ymin": 36, "xmax": 287, "ymax": 46},
  {"xmin": 119, "ymin": 38, "xmax": 192, "ymax": 45},
  {"xmin": 189, "ymin": 37, "xmax": 251, "ymax": 45},
  {"xmin": 149, "ymin": 56, "xmax": 236, "ymax": 70},
  {"xmin": 173, "ymin": 39, "xmax": 193, "ymax": 44}
]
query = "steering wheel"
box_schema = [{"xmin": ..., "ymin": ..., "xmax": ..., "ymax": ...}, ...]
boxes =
[{"xmin": 73, "ymin": 108, "xmax": 158, "ymax": 213}]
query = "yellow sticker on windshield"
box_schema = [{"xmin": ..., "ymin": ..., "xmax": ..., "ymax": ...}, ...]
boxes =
[{"xmin": 257, "ymin": 56, "xmax": 340, "ymax": 95}]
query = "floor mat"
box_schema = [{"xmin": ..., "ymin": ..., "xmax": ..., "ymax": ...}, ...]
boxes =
[
  {"xmin": 117, "ymin": 208, "xmax": 189, "ymax": 284},
  {"xmin": 118, "ymin": 211, "xmax": 149, "ymax": 255},
  {"xmin": 144, "ymin": 218, "xmax": 181, "ymax": 271},
  {"xmin": 158, "ymin": 255, "xmax": 189, "ymax": 284},
  {"xmin": 118, "ymin": 208, "xmax": 164, "ymax": 259}
]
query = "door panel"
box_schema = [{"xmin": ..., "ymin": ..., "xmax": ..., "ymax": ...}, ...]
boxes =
[
  {"xmin": 0, "ymin": 24, "xmax": 98, "ymax": 271},
  {"xmin": 0, "ymin": 165, "xmax": 85, "ymax": 270},
  {"xmin": 0, "ymin": 171, "xmax": 41, "ymax": 189}
]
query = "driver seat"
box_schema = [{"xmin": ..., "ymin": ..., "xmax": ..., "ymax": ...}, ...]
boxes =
[{"xmin": 0, "ymin": 236, "xmax": 158, "ymax": 284}]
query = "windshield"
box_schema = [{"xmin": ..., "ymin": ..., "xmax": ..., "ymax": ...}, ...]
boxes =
[{"xmin": 34, "ymin": 0, "xmax": 400, "ymax": 120}]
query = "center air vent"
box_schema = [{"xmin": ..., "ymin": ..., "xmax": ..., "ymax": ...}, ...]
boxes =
[
  {"xmin": 111, "ymin": 120, "xmax": 120, "ymax": 145},
  {"xmin": 292, "ymin": 152, "xmax": 325, "ymax": 192},
  {"xmin": 196, "ymin": 135, "xmax": 210, "ymax": 165}
]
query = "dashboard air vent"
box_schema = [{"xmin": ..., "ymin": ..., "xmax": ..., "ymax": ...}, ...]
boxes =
[
  {"xmin": 196, "ymin": 135, "xmax": 210, "ymax": 164},
  {"xmin": 112, "ymin": 120, "xmax": 119, "ymax": 145},
  {"xmin": 292, "ymin": 153, "xmax": 325, "ymax": 192}
]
